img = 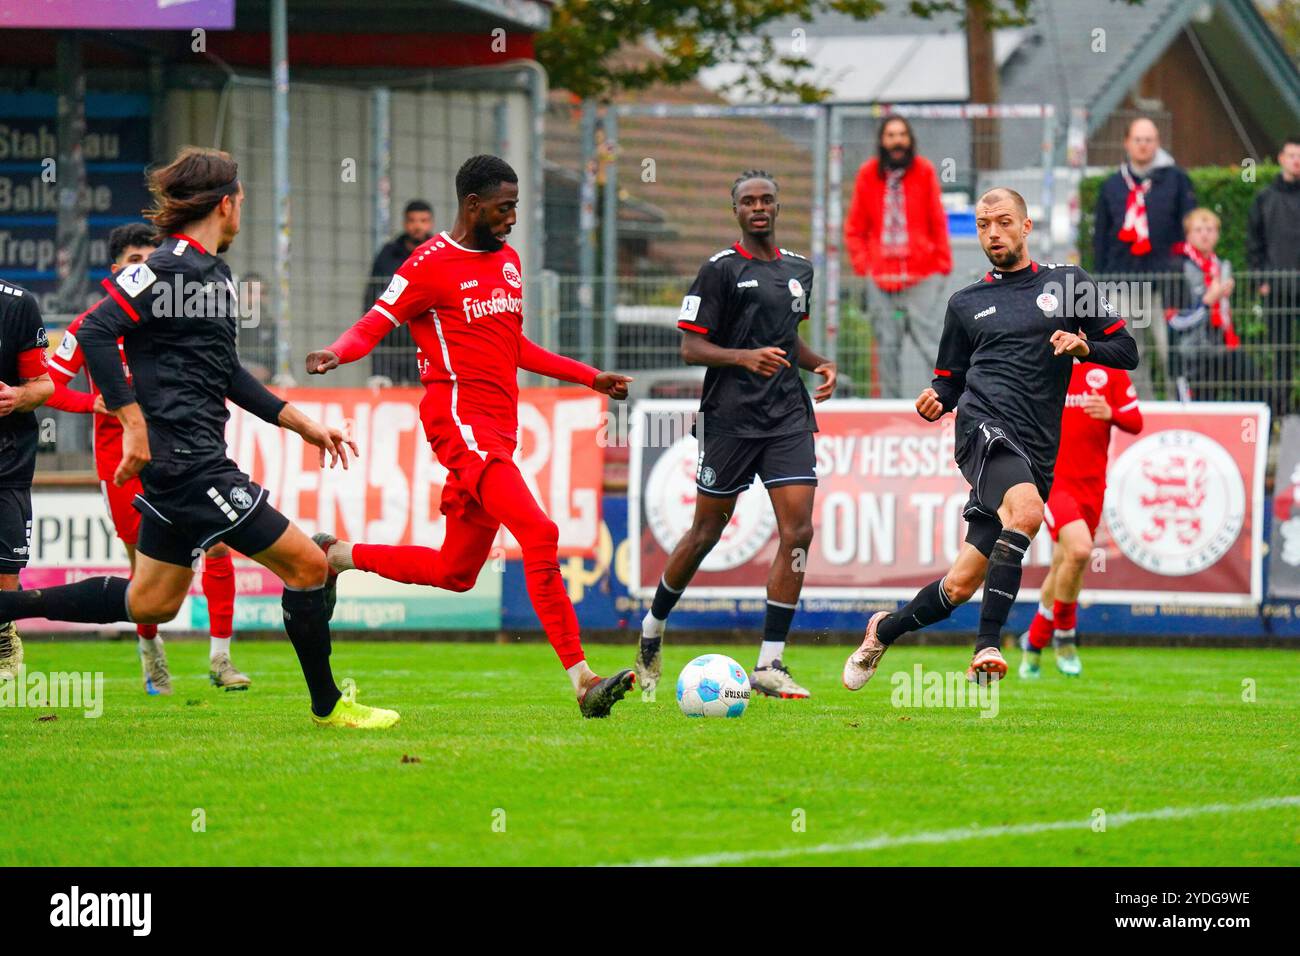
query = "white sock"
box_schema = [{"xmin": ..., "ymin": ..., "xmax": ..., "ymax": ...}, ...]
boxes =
[
  {"xmin": 139, "ymin": 634, "xmax": 163, "ymax": 656},
  {"xmin": 566, "ymin": 659, "xmax": 594, "ymax": 695},
  {"xmin": 641, "ymin": 609, "xmax": 666, "ymax": 642},
  {"xmin": 210, "ymin": 636, "xmax": 231, "ymax": 659},
  {"xmin": 1038, "ymin": 602, "xmax": 1053, "ymax": 621},
  {"xmin": 757, "ymin": 640, "xmax": 784, "ymax": 668}
]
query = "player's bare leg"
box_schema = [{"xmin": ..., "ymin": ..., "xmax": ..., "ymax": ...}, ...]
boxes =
[
  {"xmin": 637, "ymin": 491, "xmax": 738, "ymax": 693},
  {"xmin": 120, "ymin": 542, "xmax": 171, "ymax": 694},
  {"xmin": 1046, "ymin": 521, "xmax": 1091, "ymax": 676},
  {"xmin": 844, "ymin": 544, "xmax": 988, "ymax": 689},
  {"xmin": 750, "ymin": 482, "xmax": 815, "ymax": 699},
  {"xmin": 251, "ymin": 524, "xmax": 398, "ymax": 728},
  {"xmin": 0, "ymin": 572, "xmax": 22, "ymax": 681},
  {"xmin": 203, "ymin": 542, "xmax": 249, "ymax": 690}
]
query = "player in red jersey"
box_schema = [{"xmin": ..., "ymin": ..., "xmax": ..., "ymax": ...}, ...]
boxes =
[
  {"xmin": 45, "ymin": 223, "xmax": 247, "ymax": 694},
  {"xmin": 305, "ymin": 155, "xmax": 637, "ymax": 717},
  {"xmin": 1019, "ymin": 358, "xmax": 1142, "ymax": 678}
]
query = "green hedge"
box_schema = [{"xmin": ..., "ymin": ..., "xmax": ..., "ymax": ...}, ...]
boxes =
[{"xmin": 1077, "ymin": 164, "xmax": 1281, "ymax": 272}]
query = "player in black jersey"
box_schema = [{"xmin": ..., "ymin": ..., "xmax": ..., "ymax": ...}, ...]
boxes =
[
  {"xmin": 0, "ymin": 146, "xmax": 397, "ymax": 728},
  {"xmin": 0, "ymin": 281, "xmax": 53, "ymax": 680},
  {"xmin": 635, "ymin": 170, "xmax": 837, "ymax": 699},
  {"xmin": 843, "ymin": 187, "xmax": 1138, "ymax": 687}
]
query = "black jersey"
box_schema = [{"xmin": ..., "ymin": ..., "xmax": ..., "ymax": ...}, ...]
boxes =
[
  {"xmin": 678, "ymin": 243, "xmax": 817, "ymax": 437},
  {"xmin": 0, "ymin": 281, "xmax": 48, "ymax": 488},
  {"xmin": 931, "ymin": 261, "xmax": 1138, "ymax": 491},
  {"xmin": 78, "ymin": 233, "xmax": 286, "ymax": 475}
]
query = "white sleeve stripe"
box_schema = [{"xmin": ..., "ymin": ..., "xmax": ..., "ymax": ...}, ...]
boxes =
[
  {"xmin": 1118, "ymin": 400, "xmax": 1139, "ymax": 411},
  {"xmin": 48, "ymin": 360, "xmax": 76, "ymax": 376},
  {"xmin": 372, "ymin": 304, "xmax": 400, "ymax": 326}
]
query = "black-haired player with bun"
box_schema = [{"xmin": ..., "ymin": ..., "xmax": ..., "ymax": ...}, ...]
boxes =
[
  {"xmin": 843, "ymin": 187, "xmax": 1138, "ymax": 688},
  {"xmin": 635, "ymin": 170, "xmax": 837, "ymax": 699}
]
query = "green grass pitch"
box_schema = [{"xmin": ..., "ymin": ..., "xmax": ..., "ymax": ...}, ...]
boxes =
[{"xmin": 2, "ymin": 639, "xmax": 1297, "ymax": 866}]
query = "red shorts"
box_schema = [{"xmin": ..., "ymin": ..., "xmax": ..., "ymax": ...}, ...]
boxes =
[
  {"xmin": 1044, "ymin": 485, "xmax": 1102, "ymax": 541},
  {"xmin": 420, "ymin": 391, "xmax": 516, "ymax": 530},
  {"xmin": 100, "ymin": 476, "xmax": 143, "ymax": 546},
  {"xmin": 92, "ymin": 420, "xmax": 143, "ymax": 545}
]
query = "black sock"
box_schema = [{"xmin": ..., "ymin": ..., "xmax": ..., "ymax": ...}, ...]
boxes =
[
  {"xmin": 762, "ymin": 601, "xmax": 797, "ymax": 644},
  {"xmin": 877, "ymin": 578, "xmax": 955, "ymax": 645},
  {"xmin": 282, "ymin": 586, "xmax": 341, "ymax": 717},
  {"xmin": 0, "ymin": 576, "xmax": 131, "ymax": 625},
  {"xmin": 977, "ymin": 529, "xmax": 1032, "ymax": 651},
  {"xmin": 649, "ymin": 576, "xmax": 683, "ymax": 622}
]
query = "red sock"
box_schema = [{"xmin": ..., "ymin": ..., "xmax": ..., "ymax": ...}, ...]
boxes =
[
  {"xmin": 202, "ymin": 551, "xmax": 236, "ymax": 639},
  {"xmin": 1052, "ymin": 599, "xmax": 1078, "ymax": 632},
  {"xmin": 1027, "ymin": 609, "xmax": 1054, "ymax": 650},
  {"xmin": 478, "ymin": 461, "xmax": 585, "ymax": 670},
  {"xmin": 136, "ymin": 623, "xmax": 158, "ymax": 640}
]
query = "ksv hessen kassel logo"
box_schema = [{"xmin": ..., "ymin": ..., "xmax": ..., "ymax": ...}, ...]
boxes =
[
  {"xmin": 1103, "ymin": 430, "xmax": 1245, "ymax": 575},
  {"xmin": 644, "ymin": 436, "xmax": 776, "ymax": 571}
]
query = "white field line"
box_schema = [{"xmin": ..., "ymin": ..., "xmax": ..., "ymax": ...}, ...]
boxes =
[{"xmin": 618, "ymin": 795, "xmax": 1300, "ymax": 867}]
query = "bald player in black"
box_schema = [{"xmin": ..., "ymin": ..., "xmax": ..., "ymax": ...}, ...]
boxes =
[{"xmin": 843, "ymin": 187, "xmax": 1138, "ymax": 688}]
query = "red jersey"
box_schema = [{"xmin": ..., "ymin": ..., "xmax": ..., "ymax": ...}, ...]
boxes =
[
  {"xmin": 46, "ymin": 306, "xmax": 131, "ymax": 437},
  {"xmin": 1053, "ymin": 361, "xmax": 1141, "ymax": 493},
  {"xmin": 369, "ymin": 231, "xmax": 524, "ymax": 437}
]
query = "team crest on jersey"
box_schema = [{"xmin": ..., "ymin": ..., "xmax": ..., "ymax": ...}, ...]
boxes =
[
  {"xmin": 699, "ymin": 465, "xmax": 716, "ymax": 487},
  {"xmin": 788, "ymin": 278, "xmax": 804, "ymax": 298},
  {"xmin": 116, "ymin": 263, "xmax": 156, "ymax": 298},
  {"xmin": 1085, "ymin": 368, "xmax": 1108, "ymax": 390},
  {"xmin": 502, "ymin": 261, "xmax": 522, "ymax": 289},
  {"xmin": 1036, "ymin": 292, "xmax": 1059, "ymax": 313},
  {"xmin": 35, "ymin": 327, "xmax": 48, "ymax": 348},
  {"xmin": 380, "ymin": 274, "xmax": 408, "ymax": 305},
  {"xmin": 229, "ymin": 486, "xmax": 254, "ymax": 510}
]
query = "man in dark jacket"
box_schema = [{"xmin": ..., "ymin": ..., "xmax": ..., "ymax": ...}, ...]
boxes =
[
  {"xmin": 1092, "ymin": 118, "xmax": 1196, "ymax": 396},
  {"xmin": 364, "ymin": 200, "xmax": 434, "ymax": 384},
  {"xmin": 1247, "ymin": 136, "xmax": 1300, "ymax": 414}
]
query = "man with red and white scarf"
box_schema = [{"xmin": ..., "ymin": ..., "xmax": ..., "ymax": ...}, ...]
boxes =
[{"xmin": 1092, "ymin": 117, "xmax": 1196, "ymax": 396}]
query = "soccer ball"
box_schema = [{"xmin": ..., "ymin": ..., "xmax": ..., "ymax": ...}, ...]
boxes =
[{"xmin": 676, "ymin": 654, "xmax": 751, "ymax": 718}]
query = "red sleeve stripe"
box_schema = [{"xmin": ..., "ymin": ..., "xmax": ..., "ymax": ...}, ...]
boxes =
[
  {"xmin": 933, "ymin": 368, "xmax": 952, "ymax": 377},
  {"xmin": 101, "ymin": 278, "xmax": 141, "ymax": 322},
  {"xmin": 1102, "ymin": 318, "xmax": 1125, "ymax": 335},
  {"xmin": 678, "ymin": 321, "xmax": 709, "ymax": 334},
  {"xmin": 17, "ymin": 348, "xmax": 47, "ymax": 378}
]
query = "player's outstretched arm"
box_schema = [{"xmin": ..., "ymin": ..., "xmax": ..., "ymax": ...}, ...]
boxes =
[
  {"xmin": 517, "ymin": 337, "xmax": 634, "ymax": 399},
  {"xmin": 307, "ymin": 310, "xmax": 395, "ymax": 376},
  {"xmin": 277, "ymin": 402, "xmax": 358, "ymax": 470}
]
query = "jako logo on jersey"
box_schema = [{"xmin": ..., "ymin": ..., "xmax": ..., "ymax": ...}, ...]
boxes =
[
  {"xmin": 459, "ymin": 279, "xmax": 478, "ymax": 290},
  {"xmin": 974, "ymin": 305, "xmax": 997, "ymax": 320},
  {"xmin": 380, "ymin": 274, "xmax": 408, "ymax": 305},
  {"xmin": 736, "ymin": 279, "xmax": 758, "ymax": 288},
  {"xmin": 788, "ymin": 278, "xmax": 804, "ymax": 298},
  {"xmin": 1036, "ymin": 292, "xmax": 1059, "ymax": 313},
  {"xmin": 502, "ymin": 261, "xmax": 522, "ymax": 289},
  {"xmin": 462, "ymin": 292, "xmax": 524, "ymax": 320},
  {"xmin": 1085, "ymin": 368, "xmax": 1108, "ymax": 389},
  {"xmin": 116, "ymin": 263, "xmax": 156, "ymax": 298}
]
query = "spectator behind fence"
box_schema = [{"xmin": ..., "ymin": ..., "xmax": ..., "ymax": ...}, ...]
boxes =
[
  {"xmin": 1166, "ymin": 208, "xmax": 1238, "ymax": 402},
  {"xmin": 363, "ymin": 200, "xmax": 434, "ymax": 384},
  {"xmin": 1093, "ymin": 118, "xmax": 1196, "ymax": 397},
  {"xmin": 844, "ymin": 116, "xmax": 951, "ymax": 398},
  {"xmin": 1247, "ymin": 136, "xmax": 1300, "ymax": 415}
]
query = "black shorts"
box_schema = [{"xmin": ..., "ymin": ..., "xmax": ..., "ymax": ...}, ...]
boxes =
[
  {"xmin": 956, "ymin": 419, "xmax": 1042, "ymax": 558},
  {"xmin": 0, "ymin": 486, "xmax": 32, "ymax": 571},
  {"xmin": 134, "ymin": 458, "xmax": 289, "ymax": 568},
  {"xmin": 695, "ymin": 430, "xmax": 817, "ymax": 498}
]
